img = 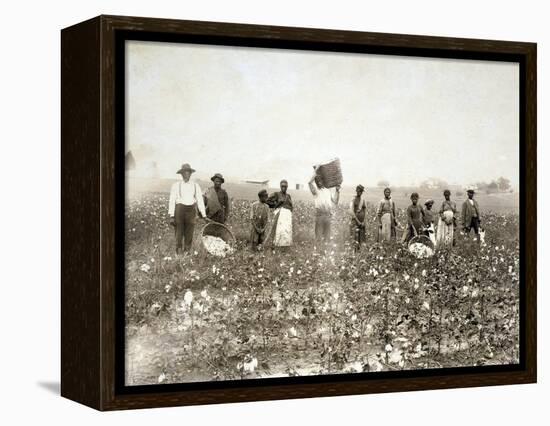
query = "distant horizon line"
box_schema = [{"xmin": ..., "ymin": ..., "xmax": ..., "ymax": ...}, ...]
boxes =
[{"xmin": 126, "ymin": 174, "xmax": 519, "ymax": 191}]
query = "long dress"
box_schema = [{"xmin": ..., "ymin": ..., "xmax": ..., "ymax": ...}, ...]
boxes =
[
  {"xmin": 436, "ymin": 200, "xmax": 457, "ymax": 248},
  {"xmin": 377, "ymin": 198, "xmax": 397, "ymax": 242},
  {"xmin": 266, "ymin": 191, "xmax": 293, "ymax": 247}
]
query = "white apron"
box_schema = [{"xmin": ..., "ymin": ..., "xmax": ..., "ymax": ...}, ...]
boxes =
[{"xmin": 272, "ymin": 207, "xmax": 293, "ymax": 247}]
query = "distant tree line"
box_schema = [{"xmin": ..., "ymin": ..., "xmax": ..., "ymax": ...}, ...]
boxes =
[
  {"xmin": 376, "ymin": 177, "xmax": 513, "ymax": 194},
  {"xmin": 475, "ymin": 177, "xmax": 513, "ymax": 193}
]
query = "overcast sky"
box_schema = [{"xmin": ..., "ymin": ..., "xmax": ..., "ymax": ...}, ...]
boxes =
[{"xmin": 126, "ymin": 40, "xmax": 519, "ymax": 188}]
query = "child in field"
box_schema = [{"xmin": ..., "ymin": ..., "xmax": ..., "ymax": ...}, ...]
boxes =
[
  {"xmin": 402, "ymin": 192, "xmax": 425, "ymax": 243},
  {"xmin": 423, "ymin": 199, "xmax": 437, "ymax": 245},
  {"xmin": 250, "ymin": 189, "xmax": 270, "ymax": 250}
]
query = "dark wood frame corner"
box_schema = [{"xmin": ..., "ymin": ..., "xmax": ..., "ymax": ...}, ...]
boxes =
[{"xmin": 61, "ymin": 15, "xmax": 537, "ymax": 411}]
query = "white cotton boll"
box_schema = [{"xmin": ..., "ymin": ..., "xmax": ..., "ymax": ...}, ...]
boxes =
[
  {"xmin": 351, "ymin": 361, "xmax": 363, "ymax": 373},
  {"xmin": 422, "ymin": 301, "xmax": 430, "ymax": 310},
  {"xmin": 158, "ymin": 372, "xmax": 166, "ymax": 383},
  {"xmin": 184, "ymin": 290, "xmax": 193, "ymax": 306},
  {"xmin": 243, "ymin": 357, "xmax": 257, "ymax": 373},
  {"xmin": 289, "ymin": 327, "xmax": 297, "ymax": 337},
  {"xmin": 385, "ymin": 344, "xmax": 393, "ymax": 352}
]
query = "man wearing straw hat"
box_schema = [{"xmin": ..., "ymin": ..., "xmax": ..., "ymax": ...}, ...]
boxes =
[
  {"xmin": 204, "ymin": 173, "xmax": 230, "ymax": 224},
  {"xmin": 168, "ymin": 163, "xmax": 207, "ymax": 254}
]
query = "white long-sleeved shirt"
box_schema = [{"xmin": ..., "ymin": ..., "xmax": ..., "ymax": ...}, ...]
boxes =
[
  {"xmin": 308, "ymin": 181, "xmax": 338, "ymax": 213},
  {"xmin": 168, "ymin": 180, "xmax": 206, "ymax": 217}
]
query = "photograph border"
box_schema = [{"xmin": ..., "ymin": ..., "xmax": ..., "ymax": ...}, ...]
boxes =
[{"xmin": 61, "ymin": 15, "xmax": 536, "ymax": 410}]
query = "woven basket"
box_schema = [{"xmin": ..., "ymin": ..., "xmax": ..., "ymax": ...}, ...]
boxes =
[
  {"xmin": 408, "ymin": 235, "xmax": 435, "ymax": 258},
  {"xmin": 408, "ymin": 235, "xmax": 435, "ymax": 250},
  {"xmin": 316, "ymin": 158, "xmax": 343, "ymax": 188},
  {"xmin": 199, "ymin": 222, "xmax": 236, "ymax": 255}
]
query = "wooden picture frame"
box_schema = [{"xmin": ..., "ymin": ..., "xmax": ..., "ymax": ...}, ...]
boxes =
[{"xmin": 61, "ymin": 15, "xmax": 536, "ymax": 410}]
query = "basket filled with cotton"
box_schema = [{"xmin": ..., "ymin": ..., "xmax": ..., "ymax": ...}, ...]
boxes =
[
  {"xmin": 408, "ymin": 235, "xmax": 435, "ymax": 258},
  {"xmin": 200, "ymin": 222, "xmax": 235, "ymax": 257}
]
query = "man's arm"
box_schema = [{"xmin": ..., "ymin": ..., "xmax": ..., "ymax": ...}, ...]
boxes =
[
  {"xmin": 308, "ymin": 174, "xmax": 318, "ymax": 196},
  {"xmin": 266, "ymin": 193, "xmax": 278, "ymax": 208},
  {"xmin": 195, "ymin": 183, "xmax": 207, "ymax": 217},
  {"xmin": 224, "ymin": 191, "xmax": 231, "ymax": 217},
  {"xmin": 168, "ymin": 183, "xmax": 176, "ymax": 217},
  {"xmin": 331, "ymin": 186, "xmax": 340, "ymax": 205}
]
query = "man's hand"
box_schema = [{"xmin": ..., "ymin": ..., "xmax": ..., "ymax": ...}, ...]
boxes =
[{"xmin": 169, "ymin": 216, "xmax": 176, "ymax": 227}]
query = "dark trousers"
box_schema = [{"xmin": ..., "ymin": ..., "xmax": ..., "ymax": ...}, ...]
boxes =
[
  {"xmin": 250, "ymin": 227, "xmax": 266, "ymax": 250},
  {"xmin": 465, "ymin": 216, "xmax": 480, "ymax": 238},
  {"xmin": 174, "ymin": 204, "xmax": 196, "ymax": 252},
  {"xmin": 315, "ymin": 212, "xmax": 332, "ymax": 242},
  {"xmin": 351, "ymin": 222, "xmax": 366, "ymax": 250}
]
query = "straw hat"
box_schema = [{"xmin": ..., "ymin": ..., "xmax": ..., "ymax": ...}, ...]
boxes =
[
  {"xmin": 176, "ymin": 163, "xmax": 195, "ymax": 174},
  {"xmin": 211, "ymin": 173, "xmax": 225, "ymax": 183}
]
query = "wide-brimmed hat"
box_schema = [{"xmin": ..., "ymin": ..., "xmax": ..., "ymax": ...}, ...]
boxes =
[
  {"xmin": 356, "ymin": 184, "xmax": 365, "ymax": 192},
  {"xmin": 424, "ymin": 199, "xmax": 434, "ymax": 206},
  {"xmin": 211, "ymin": 173, "xmax": 225, "ymax": 183},
  {"xmin": 176, "ymin": 163, "xmax": 195, "ymax": 174},
  {"xmin": 467, "ymin": 188, "xmax": 475, "ymax": 194}
]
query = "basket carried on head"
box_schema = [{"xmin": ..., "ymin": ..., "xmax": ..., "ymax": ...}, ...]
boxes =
[
  {"xmin": 408, "ymin": 235, "xmax": 435, "ymax": 258},
  {"xmin": 200, "ymin": 221, "xmax": 236, "ymax": 257},
  {"xmin": 315, "ymin": 158, "xmax": 343, "ymax": 189}
]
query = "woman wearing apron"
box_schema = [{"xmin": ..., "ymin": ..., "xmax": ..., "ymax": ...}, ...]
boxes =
[
  {"xmin": 266, "ymin": 180, "xmax": 294, "ymax": 248},
  {"xmin": 376, "ymin": 187, "xmax": 397, "ymax": 242},
  {"xmin": 436, "ymin": 189, "xmax": 457, "ymax": 248}
]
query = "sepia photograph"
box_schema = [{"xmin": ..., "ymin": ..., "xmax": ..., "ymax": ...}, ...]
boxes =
[{"xmin": 123, "ymin": 39, "xmax": 520, "ymax": 386}]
